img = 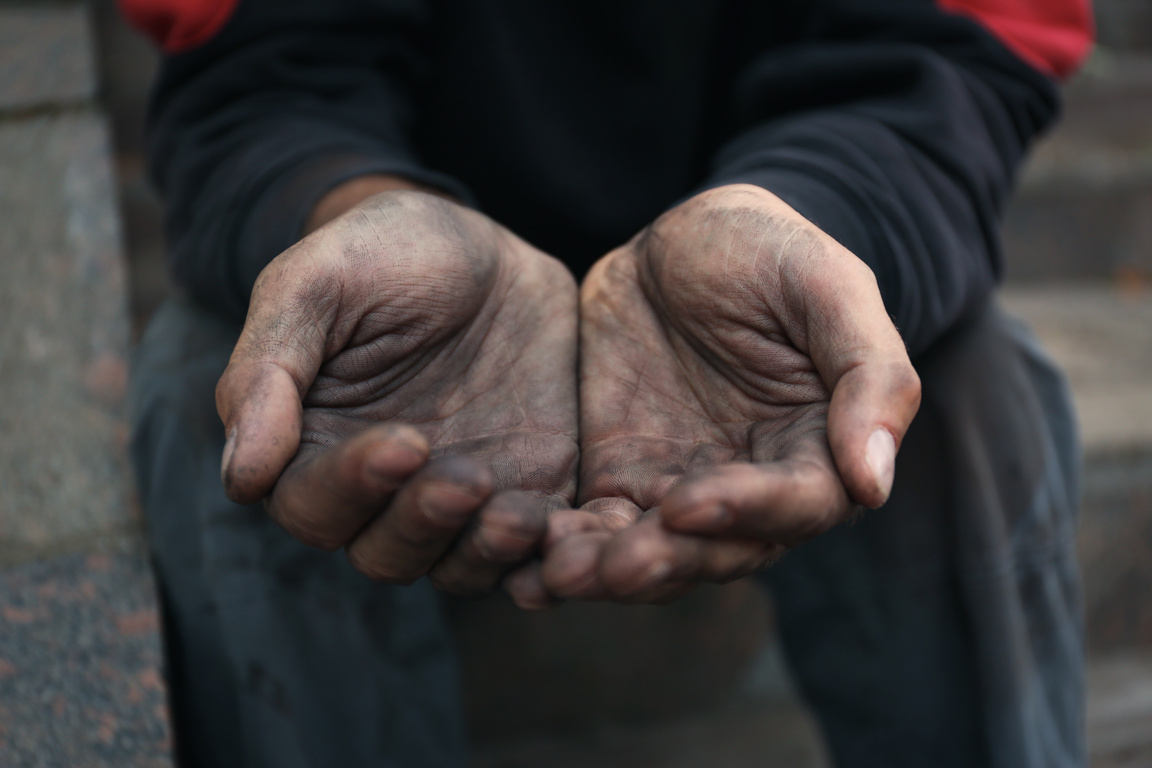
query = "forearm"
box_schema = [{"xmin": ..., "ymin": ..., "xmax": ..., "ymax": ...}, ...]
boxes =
[
  {"xmin": 703, "ymin": 0, "xmax": 1091, "ymax": 355},
  {"xmin": 141, "ymin": 0, "xmax": 471, "ymax": 318}
]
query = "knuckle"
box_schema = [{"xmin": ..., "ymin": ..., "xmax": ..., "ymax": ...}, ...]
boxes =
[
  {"xmin": 284, "ymin": 522, "xmax": 344, "ymax": 553},
  {"xmin": 893, "ymin": 359, "xmax": 921, "ymax": 389},
  {"xmin": 473, "ymin": 527, "xmax": 536, "ymax": 563},
  {"xmin": 846, "ymin": 256, "xmax": 879, "ymax": 285},
  {"xmin": 343, "ymin": 543, "xmax": 372, "ymax": 575},
  {"xmin": 662, "ymin": 481, "xmax": 714, "ymax": 520},
  {"xmin": 213, "ymin": 373, "xmax": 235, "ymax": 415},
  {"xmin": 705, "ymin": 539, "xmax": 775, "ymax": 582},
  {"xmin": 269, "ymin": 498, "xmax": 345, "ymax": 552},
  {"xmin": 479, "ymin": 502, "xmax": 545, "ymax": 548},
  {"xmin": 403, "ymin": 511, "xmax": 471, "ymax": 551},
  {"xmin": 417, "ymin": 496, "xmax": 480, "ymax": 533},
  {"xmin": 304, "ymin": 535, "xmax": 344, "ymax": 553},
  {"xmin": 890, "ymin": 363, "xmax": 923, "ymax": 408},
  {"xmin": 603, "ymin": 545, "xmax": 669, "ymax": 595},
  {"xmin": 346, "ymin": 549, "xmax": 416, "ymax": 585}
]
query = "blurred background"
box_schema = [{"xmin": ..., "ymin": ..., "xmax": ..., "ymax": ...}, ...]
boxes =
[{"xmin": 1, "ymin": 1, "xmax": 1150, "ymax": 765}]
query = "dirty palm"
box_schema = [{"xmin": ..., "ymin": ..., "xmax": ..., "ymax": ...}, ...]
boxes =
[{"xmin": 215, "ymin": 186, "xmax": 918, "ymax": 605}]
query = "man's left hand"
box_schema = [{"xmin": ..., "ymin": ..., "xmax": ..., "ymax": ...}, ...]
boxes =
[{"xmin": 537, "ymin": 184, "xmax": 921, "ymax": 603}]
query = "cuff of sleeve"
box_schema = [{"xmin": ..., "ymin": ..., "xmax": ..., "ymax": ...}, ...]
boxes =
[{"xmin": 235, "ymin": 151, "xmax": 474, "ymax": 304}]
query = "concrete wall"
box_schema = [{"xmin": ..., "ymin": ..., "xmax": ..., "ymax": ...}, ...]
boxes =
[{"xmin": 0, "ymin": 3, "xmax": 173, "ymax": 763}]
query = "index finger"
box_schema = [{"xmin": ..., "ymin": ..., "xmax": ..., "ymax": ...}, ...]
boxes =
[
  {"xmin": 264, "ymin": 423, "xmax": 429, "ymax": 550},
  {"xmin": 660, "ymin": 430, "xmax": 854, "ymax": 542},
  {"xmin": 597, "ymin": 513, "xmax": 782, "ymax": 602}
]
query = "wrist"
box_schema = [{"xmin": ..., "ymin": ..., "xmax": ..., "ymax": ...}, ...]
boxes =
[{"xmin": 304, "ymin": 174, "xmax": 455, "ymax": 235}]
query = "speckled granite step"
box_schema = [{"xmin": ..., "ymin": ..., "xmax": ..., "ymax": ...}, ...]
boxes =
[{"xmin": 0, "ymin": 5, "xmax": 173, "ymax": 764}]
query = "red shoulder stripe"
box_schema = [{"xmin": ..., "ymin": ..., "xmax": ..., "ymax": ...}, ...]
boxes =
[
  {"xmin": 936, "ymin": 0, "xmax": 1095, "ymax": 79},
  {"xmin": 118, "ymin": 0, "xmax": 240, "ymax": 53}
]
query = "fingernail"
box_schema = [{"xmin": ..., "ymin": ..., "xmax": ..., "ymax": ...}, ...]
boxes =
[
  {"xmin": 418, "ymin": 484, "xmax": 483, "ymax": 527},
  {"xmin": 671, "ymin": 503, "xmax": 730, "ymax": 532},
  {"xmin": 220, "ymin": 427, "xmax": 237, "ymax": 485},
  {"xmin": 364, "ymin": 441, "xmax": 427, "ymax": 484},
  {"xmin": 634, "ymin": 559, "xmax": 672, "ymax": 592},
  {"xmin": 865, "ymin": 428, "xmax": 896, "ymax": 505}
]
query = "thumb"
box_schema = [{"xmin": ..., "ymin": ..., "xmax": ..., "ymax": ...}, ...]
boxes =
[
  {"xmin": 789, "ymin": 248, "xmax": 921, "ymax": 509},
  {"xmin": 826, "ymin": 357, "xmax": 921, "ymax": 508},
  {"xmin": 215, "ymin": 257, "xmax": 341, "ymax": 504}
]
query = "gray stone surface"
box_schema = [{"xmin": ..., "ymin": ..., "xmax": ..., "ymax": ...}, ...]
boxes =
[
  {"xmin": 0, "ymin": 5, "xmax": 173, "ymax": 765},
  {"xmin": 1096, "ymin": 0, "xmax": 1152, "ymax": 53},
  {"xmin": 90, "ymin": 0, "xmax": 171, "ymax": 339},
  {"xmin": 1078, "ymin": 448, "xmax": 1152, "ymax": 651},
  {"xmin": 0, "ymin": 112, "xmax": 136, "ymax": 567},
  {"xmin": 1003, "ymin": 53, "xmax": 1152, "ymax": 284},
  {"xmin": 0, "ymin": 4, "xmax": 95, "ymax": 112},
  {"xmin": 1002, "ymin": 284, "xmax": 1152, "ymax": 651},
  {"xmin": 1001, "ymin": 284, "xmax": 1152, "ymax": 453},
  {"xmin": 0, "ymin": 549, "xmax": 171, "ymax": 767},
  {"xmin": 1087, "ymin": 652, "xmax": 1152, "ymax": 768}
]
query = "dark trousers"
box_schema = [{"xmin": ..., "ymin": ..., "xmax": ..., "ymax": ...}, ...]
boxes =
[{"xmin": 130, "ymin": 297, "xmax": 1085, "ymax": 768}]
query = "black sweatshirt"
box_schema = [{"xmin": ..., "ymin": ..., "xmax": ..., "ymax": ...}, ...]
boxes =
[{"xmin": 128, "ymin": 0, "xmax": 1093, "ymax": 356}]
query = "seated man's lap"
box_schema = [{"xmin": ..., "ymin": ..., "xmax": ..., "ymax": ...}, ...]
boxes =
[{"xmin": 130, "ymin": 296, "xmax": 1083, "ymax": 767}]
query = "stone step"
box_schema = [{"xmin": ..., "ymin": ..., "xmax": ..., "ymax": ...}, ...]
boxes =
[
  {"xmin": 1003, "ymin": 52, "xmax": 1152, "ymax": 283},
  {"xmin": 1094, "ymin": 1, "xmax": 1152, "ymax": 54},
  {"xmin": 471, "ymin": 650, "xmax": 1152, "ymax": 768},
  {"xmin": 1087, "ymin": 652, "xmax": 1152, "ymax": 768},
  {"xmin": 0, "ymin": 4, "xmax": 173, "ymax": 764},
  {"xmin": 1001, "ymin": 283, "xmax": 1152, "ymax": 455},
  {"xmin": 1001, "ymin": 283, "xmax": 1152, "ymax": 653}
]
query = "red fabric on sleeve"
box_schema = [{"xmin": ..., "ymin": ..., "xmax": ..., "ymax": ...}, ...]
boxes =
[
  {"xmin": 936, "ymin": 0, "xmax": 1094, "ymax": 79},
  {"xmin": 118, "ymin": 0, "xmax": 240, "ymax": 53}
]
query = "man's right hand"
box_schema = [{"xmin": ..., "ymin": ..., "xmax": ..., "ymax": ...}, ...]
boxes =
[{"xmin": 216, "ymin": 191, "xmax": 579, "ymax": 606}]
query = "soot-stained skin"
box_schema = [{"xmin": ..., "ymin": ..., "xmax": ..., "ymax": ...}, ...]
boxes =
[
  {"xmin": 216, "ymin": 191, "xmax": 579, "ymax": 603},
  {"xmin": 540, "ymin": 184, "xmax": 920, "ymax": 604}
]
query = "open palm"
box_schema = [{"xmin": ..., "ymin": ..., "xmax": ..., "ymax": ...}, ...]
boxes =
[
  {"xmin": 217, "ymin": 192, "xmax": 578, "ymax": 599},
  {"xmin": 542, "ymin": 185, "xmax": 920, "ymax": 603}
]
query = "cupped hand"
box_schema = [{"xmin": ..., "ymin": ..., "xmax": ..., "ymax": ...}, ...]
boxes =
[
  {"xmin": 216, "ymin": 191, "xmax": 578, "ymax": 604},
  {"xmin": 541, "ymin": 184, "xmax": 921, "ymax": 603}
]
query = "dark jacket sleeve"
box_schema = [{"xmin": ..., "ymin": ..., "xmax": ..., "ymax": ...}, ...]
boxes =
[
  {"xmin": 704, "ymin": 0, "xmax": 1093, "ymax": 356},
  {"xmin": 142, "ymin": 0, "xmax": 470, "ymax": 319}
]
